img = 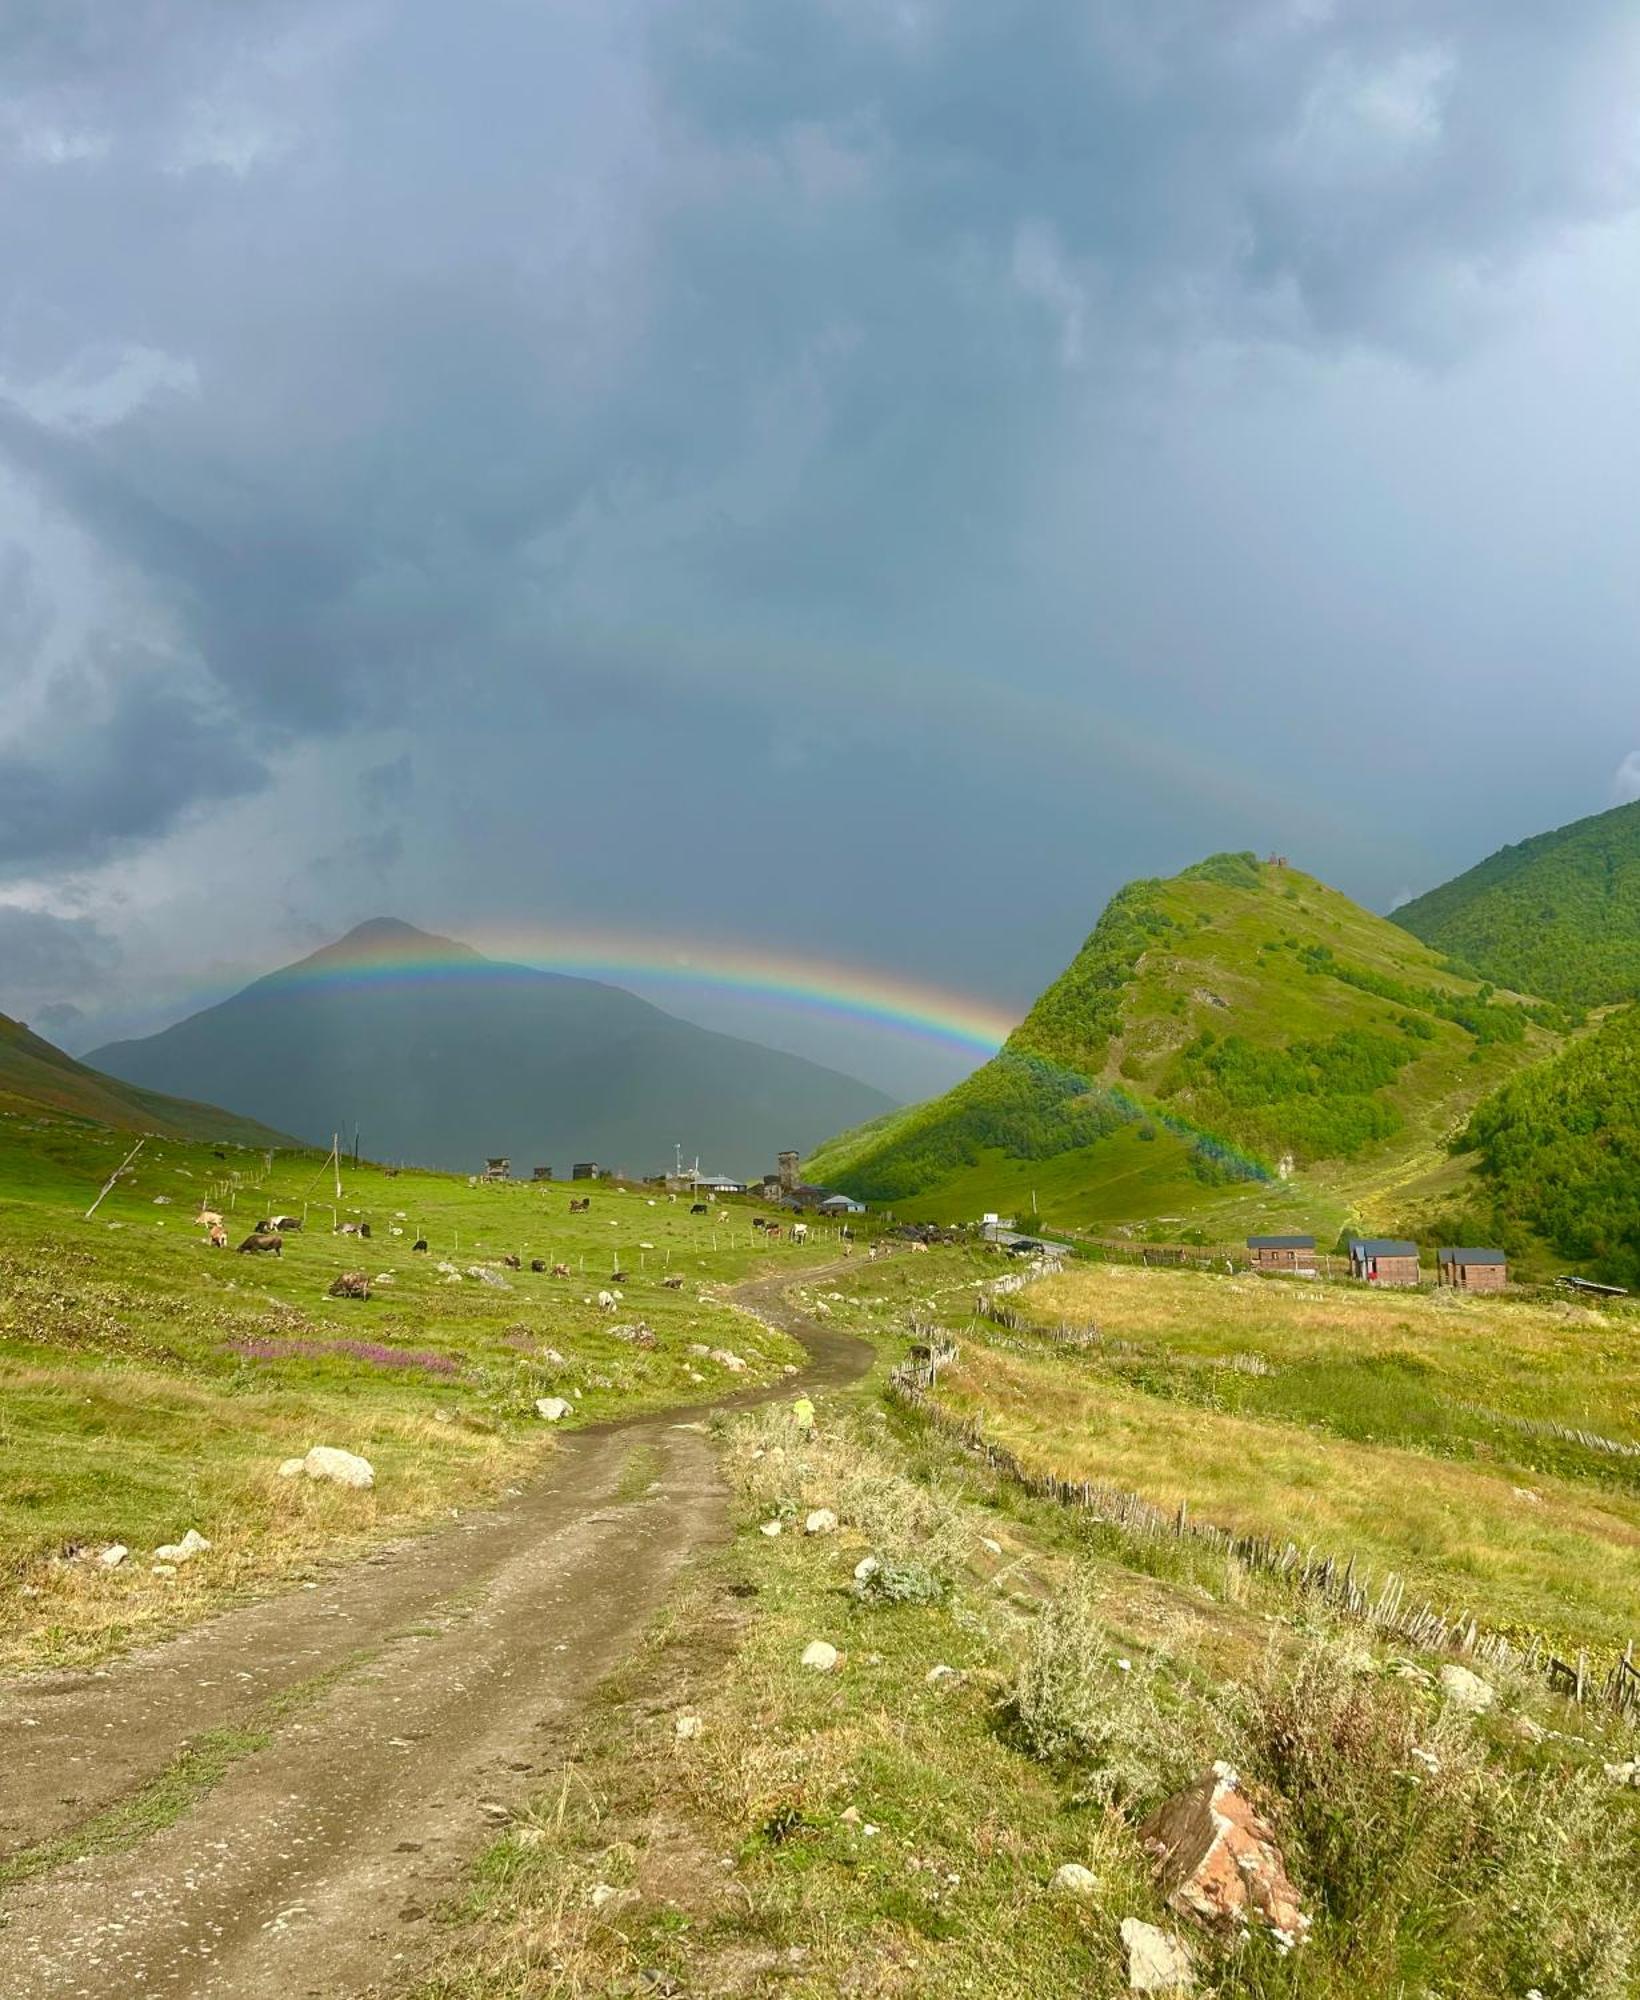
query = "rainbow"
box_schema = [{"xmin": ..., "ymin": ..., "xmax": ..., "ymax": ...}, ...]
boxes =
[{"xmin": 262, "ymin": 921, "xmax": 1018, "ymax": 1062}]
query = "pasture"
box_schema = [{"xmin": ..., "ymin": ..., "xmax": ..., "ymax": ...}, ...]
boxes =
[
  {"xmin": 0, "ymin": 1112, "xmax": 837, "ymax": 1669},
  {"xmin": 937, "ymin": 1260, "xmax": 1640, "ymax": 1657}
]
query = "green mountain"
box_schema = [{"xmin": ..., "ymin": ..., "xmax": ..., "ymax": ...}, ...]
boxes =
[
  {"xmin": 1392, "ymin": 799, "xmax": 1640, "ymax": 1007},
  {"xmin": 811, "ymin": 853, "xmax": 1560, "ymax": 1232},
  {"xmin": 0, "ymin": 1013, "xmax": 290, "ymax": 1146},
  {"xmin": 88, "ymin": 919, "xmax": 895, "ymax": 1177},
  {"xmin": 1443, "ymin": 1002, "xmax": 1640, "ymax": 1288}
]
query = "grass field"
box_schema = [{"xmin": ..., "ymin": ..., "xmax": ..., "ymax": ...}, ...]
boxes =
[
  {"xmin": 0, "ymin": 1110, "xmax": 839, "ymax": 1669},
  {"xmin": 411, "ymin": 1248, "xmax": 1640, "ymax": 2000},
  {"xmin": 939, "ymin": 1260, "xmax": 1640, "ymax": 1657}
]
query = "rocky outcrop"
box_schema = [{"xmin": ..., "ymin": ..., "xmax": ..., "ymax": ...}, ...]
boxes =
[{"xmin": 1139, "ymin": 1763, "xmax": 1308, "ymax": 1952}]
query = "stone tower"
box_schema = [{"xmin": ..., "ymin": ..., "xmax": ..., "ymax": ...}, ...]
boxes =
[{"xmin": 777, "ymin": 1150, "xmax": 801, "ymax": 1192}]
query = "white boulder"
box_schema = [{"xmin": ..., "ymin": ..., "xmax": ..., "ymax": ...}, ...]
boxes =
[
  {"xmin": 1050, "ymin": 1862, "xmax": 1099, "ymax": 1898},
  {"xmin": 710, "ymin": 1348, "xmax": 748, "ymax": 1372},
  {"xmin": 759, "ymin": 1520, "xmax": 783, "ymax": 1538},
  {"xmin": 804, "ymin": 1507, "xmax": 839, "ymax": 1536},
  {"xmin": 302, "ymin": 1446, "xmax": 375, "ymax": 1490},
  {"xmin": 674, "ymin": 1714, "xmax": 703, "ymax": 1740},
  {"xmin": 153, "ymin": 1528, "xmax": 212, "ymax": 1564},
  {"xmin": 1120, "ymin": 1917, "xmax": 1194, "ymax": 1993},
  {"xmin": 1438, "ymin": 1664, "xmax": 1496, "ymax": 1712},
  {"xmin": 99, "ymin": 1544, "xmax": 129, "ymax": 1569},
  {"xmin": 800, "ymin": 1639, "xmax": 840, "ymax": 1672},
  {"xmin": 277, "ymin": 1457, "xmax": 305, "ymax": 1479},
  {"xmin": 535, "ymin": 1397, "xmax": 572, "ymax": 1422}
]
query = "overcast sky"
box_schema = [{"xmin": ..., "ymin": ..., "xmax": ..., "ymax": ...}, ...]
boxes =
[{"xmin": 3, "ymin": 1, "xmax": 1640, "ymax": 1098}]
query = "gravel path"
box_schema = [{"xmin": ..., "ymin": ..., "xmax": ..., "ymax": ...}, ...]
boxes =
[{"xmin": 0, "ymin": 1264, "xmax": 869, "ymax": 1999}]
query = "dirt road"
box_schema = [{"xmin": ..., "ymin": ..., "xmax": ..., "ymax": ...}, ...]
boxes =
[{"xmin": 0, "ymin": 1265, "xmax": 870, "ymax": 1999}]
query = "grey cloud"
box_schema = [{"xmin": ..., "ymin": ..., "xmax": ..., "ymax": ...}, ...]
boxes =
[
  {"xmin": 0, "ymin": 903, "xmax": 121, "ymax": 1033},
  {"xmin": 0, "ymin": 640, "xmax": 269, "ymax": 870},
  {"xmin": 0, "ymin": 0, "xmax": 1637, "ymax": 1011}
]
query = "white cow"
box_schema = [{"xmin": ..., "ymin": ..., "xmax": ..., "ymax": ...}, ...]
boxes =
[{"xmin": 791, "ymin": 1222, "xmax": 809, "ymax": 1244}]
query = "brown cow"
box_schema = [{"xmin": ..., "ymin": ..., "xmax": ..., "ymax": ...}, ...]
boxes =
[
  {"xmin": 207, "ymin": 1222, "xmax": 230, "ymax": 1248},
  {"xmin": 569, "ymin": 1197, "xmax": 591, "ymax": 1213},
  {"xmin": 328, "ymin": 1271, "xmax": 370, "ymax": 1299},
  {"xmin": 551, "ymin": 1262, "xmax": 571, "ymax": 1278},
  {"xmin": 501, "ymin": 1254, "xmax": 522, "ymax": 1270},
  {"xmin": 236, "ymin": 1232, "xmax": 283, "ymax": 1255}
]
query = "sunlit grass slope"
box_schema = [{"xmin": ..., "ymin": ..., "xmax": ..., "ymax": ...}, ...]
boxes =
[
  {"xmin": 812, "ymin": 852, "xmax": 1562, "ymax": 1236},
  {"xmin": 951, "ymin": 1260, "xmax": 1640, "ymax": 1654}
]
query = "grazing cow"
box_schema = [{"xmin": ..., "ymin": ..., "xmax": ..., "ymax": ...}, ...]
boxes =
[
  {"xmin": 569, "ymin": 1197, "xmax": 591, "ymax": 1213},
  {"xmin": 337, "ymin": 1221, "xmax": 360, "ymax": 1236},
  {"xmin": 551, "ymin": 1262, "xmax": 571, "ymax": 1278},
  {"xmin": 195, "ymin": 1209, "xmax": 224, "ymax": 1229},
  {"xmin": 610, "ymin": 1268, "xmax": 628, "ymax": 1283},
  {"xmin": 207, "ymin": 1222, "xmax": 230, "ymax": 1249},
  {"xmin": 911, "ymin": 1240, "xmax": 929, "ymax": 1253},
  {"xmin": 328, "ymin": 1271, "xmax": 370, "ymax": 1299},
  {"xmin": 791, "ymin": 1223, "xmax": 809, "ymax": 1244},
  {"xmin": 765, "ymin": 1223, "xmax": 782, "ymax": 1240},
  {"xmin": 751, "ymin": 1218, "xmax": 767, "ymax": 1232},
  {"xmin": 596, "ymin": 1289, "xmax": 618, "ymax": 1312},
  {"xmin": 237, "ymin": 1232, "xmax": 283, "ymax": 1255},
  {"xmin": 690, "ymin": 1202, "xmax": 709, "ymax": 1216},
  {"xmin": 411, "ymin": 1237, "xmax": 429, "ymax": 1253},
  {"xmin": 530, "ymin": 1258, "xmax": 547, "ymax": 1273},
  {"xmin": 358, "ymin": 1221, "xmax": 371, "ymax": 1239},
  {"xmin": 213, "ymin": 1150, "xmax": 226, "ymax": 1160},
  {"xmin": 662, "ymin": 1274, "xmax": 684, "ymax": 1290},
  {"xmin": 268, "ymin": 1214, "xmax": 303, "ymax": 1233},
  {"xmin": 501, "ymin": 1254, "xmax": 522, "ymax": 1270}
]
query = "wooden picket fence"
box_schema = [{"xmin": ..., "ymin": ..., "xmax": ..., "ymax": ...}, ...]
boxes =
[{"xmin": 887, "ymin": 1342, "xmax": 1640, "ymax": 1727}]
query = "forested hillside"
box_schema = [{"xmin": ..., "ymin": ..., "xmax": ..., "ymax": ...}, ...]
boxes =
[
  {"xmin": 1394, "ymin": 799, "xmax": 1640, "ymax": 1007},
  {"xmin": 811, "ymin": 854, "xmax": 1558, "ymax": 1223},
  {"xmin": 1453, "ymin": 1003, "xmax": 1640, "ymax": 1287}
]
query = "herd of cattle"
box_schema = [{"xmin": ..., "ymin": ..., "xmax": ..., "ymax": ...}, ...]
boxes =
[{"xmin": 190, "ymin": 1193, "xmax": 822, "ymax": 1263}]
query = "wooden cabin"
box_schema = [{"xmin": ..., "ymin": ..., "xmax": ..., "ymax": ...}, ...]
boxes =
[
  {"xmin": 1347, "ymin": 1237, "xmax": 1421, "ymax": 1286},
  {"xmin": 1247, "ymin": 1234, "xmax": 1317, "ymax": 1274},
  {"xmin": 482, "ymin": 1156, "xmax": 511, "ymax": 1182},
  {"xmin": 571, "ymin": 1162, "xmax": 600, "ymax": 1181},
  {"xmin": 1437, "ymin": 1247, "xmax": 1506, "ymax": 1291},
  {"xmin": 531, "ymin": 1165, "xmax": 554, "ymax": 1182}
]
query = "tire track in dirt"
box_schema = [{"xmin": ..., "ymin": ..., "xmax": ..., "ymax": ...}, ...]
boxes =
[{"xmin": 0, "ymin": 1262, "xmax": 870, "ymax": 1999}]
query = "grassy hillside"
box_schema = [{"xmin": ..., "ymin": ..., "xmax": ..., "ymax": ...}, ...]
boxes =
[
  {"xmin": 0, "ymin": 1013, "xmax": 291, "ymax": 1147},
  {"xmin": 1441, "ymin": 1002, "xmax": 1640, "ymax": 1287},
  {"xmin": 0, "ymin": 1113, "xmax": 850, "ymax": 1671},
  {"xmin": 812, "ymin": 853, "xmax": 1560, "ymax": 1235},
  {"xmin": 1394, "ymin": 798, "xmax": 1640, "ymax": 1007}
]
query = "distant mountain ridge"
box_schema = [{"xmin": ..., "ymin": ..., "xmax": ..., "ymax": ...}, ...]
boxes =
[
  {"xmin": 1393, "ymin": 798, "xmax": 1640, "ymax": 1007},
  {"xmin": 0, "ymin": 1012, "xmax": 291, "ymax": 1146},
  {"xmin": 809, "ymin": 852, "xmax": 1559, "ymax": 1229},
  {"xmin": 87, "ymin": 919, "xmax": 895, "ymax": 1176}
]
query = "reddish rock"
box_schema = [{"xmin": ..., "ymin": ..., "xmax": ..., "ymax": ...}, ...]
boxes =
[{"xmin": 1139, "ymin": 1762, "xmax": 1309, "ymax": 1951}]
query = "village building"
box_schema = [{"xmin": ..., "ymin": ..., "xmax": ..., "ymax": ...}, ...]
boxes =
[
  {"xmin": 1437, "ymin": 1246, "xmax": 1507, "ymax": 1291},
  {"xmin": 571, "ymin": 1162, "xmax": 600, "ymax": 1181},
  {"xmin": 818, "ymin": 1192, "xmax": 866, "ymax": 1215},
  {"xmin": 1247, "ymin": 1234, "xmax": 1317, "ymax": 1274},
  {"xmin": 482, "ymin": 1157, "xmax": 511, "ymax": 1181},
  {"xmin": 531, "ymin": 1165, "xmax": 553, "ymax": 1181},
  {"xmin": 1347, "ymin": 1237, "xmax": 1421, "ymax": 1286}
]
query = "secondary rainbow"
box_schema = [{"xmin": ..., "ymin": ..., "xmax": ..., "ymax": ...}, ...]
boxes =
[{"xmin": 268, "ymin": 923, "xmax": 1017, "ymax": 1061}]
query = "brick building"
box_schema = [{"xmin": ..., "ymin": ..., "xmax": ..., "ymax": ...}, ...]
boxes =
[{"xmin": 1347, "ymin": 1237, "xmax": 1421, "ymax": 1286}]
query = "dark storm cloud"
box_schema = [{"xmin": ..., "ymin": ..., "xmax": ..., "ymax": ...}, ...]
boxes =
[
  {"xmin": 0, "ymin": 0, "xmax": 1637, "ymax": 937},
  {"xmin": 0, "ymin": 903, "xmax": 120, "ymax": 1032},
  {"xmin": 0, "ymin": 638, "xmax": 267, "ymax": 867}
]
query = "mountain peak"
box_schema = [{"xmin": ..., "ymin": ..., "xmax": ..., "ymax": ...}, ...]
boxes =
[{"xmin": 301, "ymin": 918, "xmax": 486, "ymax": 969}]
